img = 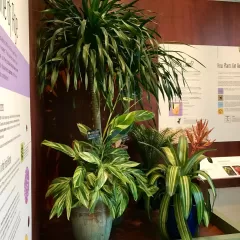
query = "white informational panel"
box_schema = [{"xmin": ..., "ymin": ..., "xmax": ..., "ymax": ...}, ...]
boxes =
[
  {"xmin": 159, "ymin": 44, "xmax": 240, "ymax": 142},
  {"xmin": 201, "ymin": 156, "xmax": 240, "ymax": 179},
  {"xmin": 0, "ymin": 1, "xmax": 31, "ymax": 240}
]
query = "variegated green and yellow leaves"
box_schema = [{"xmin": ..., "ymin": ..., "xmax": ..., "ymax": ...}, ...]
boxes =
[
  {"xmin": 105, "ymin": 110, "xmax": 154, "ymax": 143},
  {"xmin": 179, "ymin": 176, "xmax": 191, "ymax": 219},
  {"xmin": 159, "ymin": 193, "xmax": 192, "ymax": 240},
  {"xmin": 177, "ymin": 135, "xmax": 188, "ymax": 166},
  {"xmin": 42, "ymin": 140, "xmax": 75, "ymax": 158},
  {"xmin": 166, "ymin": 166, "xmax": 180, "ymax": 196},
  {"xmin": 174, "ymin": 194, "xmax": 192, "ymax": 240},
  {"xmin": 159, "ymin": 193, "xmax": 171, "ymax": 240},
  {"xmin": 46, "ymin": 177, "xmax": 72, "ymax": 220}
]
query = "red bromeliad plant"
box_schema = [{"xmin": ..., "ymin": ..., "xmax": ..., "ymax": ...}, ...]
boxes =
[{"xmin": 186, "ymin": 119, "xmax": 215, "ymax": 156}]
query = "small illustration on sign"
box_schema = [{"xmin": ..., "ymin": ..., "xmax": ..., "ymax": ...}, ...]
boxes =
[{"xmin": 87, "ymin": 130, "xmax": 101, "ymax": 140}]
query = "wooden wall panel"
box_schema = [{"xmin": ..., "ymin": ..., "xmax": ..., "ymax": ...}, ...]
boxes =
[
  {"xmin": 29, "ymin": 0, "xmax": 45, "ymax": 239},
  {"xmin": 134, "ymin": 0, "xmax": 240, "ymax": 157}
]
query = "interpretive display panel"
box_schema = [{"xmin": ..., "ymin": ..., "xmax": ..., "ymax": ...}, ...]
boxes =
[
  {"xmin": 159, "ymin": 44, "xmax": 240, "ymax": 142},
  {"xmin": 201, "ymin": 156, "xmax": 240, "ymax": 179},
  {"xmin": 0, "ymin": 1, "xmax": 31, "ymax": 240}
]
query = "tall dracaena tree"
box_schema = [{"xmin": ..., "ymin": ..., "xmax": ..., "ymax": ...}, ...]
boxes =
[{"xmin": 37, "ymin": 0, "xmax": 190, "ymax": 132}]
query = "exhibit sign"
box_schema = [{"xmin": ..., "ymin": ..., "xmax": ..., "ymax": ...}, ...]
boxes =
[
  {"xmin": 0, "ymin": 1, "xmax": 31, "ymax": 240},
  {"xmin": 201, "ymin": 156, "xmax": 240, "ymax": 179},
  {"xmin": 159, "ymin": 44, "xmax": 240, "ymax": 142}
]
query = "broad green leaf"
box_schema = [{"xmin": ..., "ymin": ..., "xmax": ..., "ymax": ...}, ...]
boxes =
[
  {"xmin": 116, "ymin": 161, "xmax": 140, "ymax": 168},
  {"xmin": 162, "ymin": 147, "xmax": 177, "ymax": 166},
  {"xmin": 110, "ymin": 110, "xmax": 154, "ymax": 130},
  {"xmin": 51, "ymin": 66, "xmax": 58, "ymax": 88},
  {"xmin": 203, "ymin": 206, "xmax": 210, "ymax": 227},
  {"xmin": 42, "ymin": 140, "xmax": 75, "ymax": 158},
  {"xmin": 86, "ymin": 172, "xmax": 97, "ymax": 187},
  {"xmin": 95, "ymin": 167, "xmax": 108, "ymax": 191},
  {"xmin": 65, "ymin": 188, "xmax": 72, "ymax": 220},
  {"xmin": 179, "ymin": 176, "xmax": 191, "ymax": 219},
  {"xmin": 73, "ymin": 166, "xmax": 86, "ymax": 188},
  {"xmin": 191, "ymin": 182, "xmax": 204, "ymax": 225},
  {"xmin": 74, "ymin": 185, "xmax": 89, "ymax": 208},
  {"xmin": 106, "ymin": 165, "xmax": 129, "ymax": 184},
  {"xmin": 77, "ymin": 123, "xmax": 91, "ymax": 136},
  {"xmin": 83, "ymin": 43, "xmax": 91, "ymax": 69},
  {"xmin": 194, "ymin": 170, "xmax": 217, "ymax": 208},
  {"xmin": 168, "ymin": 142, "xmax": 180, "ymax": 166},
  {"xmin": 56, "ymin": 45, "xmax": 73, "ymax": 57},
  {"xmin": 177, "ymin": 135, "xmax": 188, "ymax": 166},
  {"xmin": 116, "ymin": 189, "xmax": 129, "ymax": 217},
  {"xmin": 174, "ymin": 194, "xmax": 192, "ymax": 240},
  {"xmin": 166, "ymin": 166, "xmax": 180, "ymax": 196},
  {"xmin": 102, "ymin": 185, "xmax": 112, "ymax": 194},
  {"xmin": 79, "ymin": 151, "xmax": 100, "ymax": 165},
  {"xmin": 100, "ymin": 191, "xmax": 116, "ymax": 218},
  {"xmin": 73, "ymin": 140, "xmax": 82, "ymax": 156},
  {"xmin": 183, "ymin": 149, "xmax": 215, "ymax": 174},
  {"xmin": 147, "ymin": 164, "xmax": 167, "ymax": 176},
  {"xmin": 46, "ymin": 177, "xmax": 71, "ymax": 198},
  {"xmin": 128, "ymin": 178, "xmax": 138, "ymax": 201},
  {"xmin": 49, "ymin": 194, "xmax": 66, "ymax": 219},
  {"xmin": 89, "ymin": 191, "xmax": 99, "ymax": 212},
  {"xmin": 132, "ymin": 110, "xmax": 155, "ymax": 122},
  {"xmin": 159, "ymin": 193, "xmax": 170, "ymax": 240},
  {"xmin": 149, "ymin": 173, "xmax": 164, "ymax": 185}
]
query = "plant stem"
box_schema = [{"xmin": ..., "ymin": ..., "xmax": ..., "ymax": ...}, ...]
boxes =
[{"xmin": 89, "ymin": 68, "xmax": 102, "ymax": 133}]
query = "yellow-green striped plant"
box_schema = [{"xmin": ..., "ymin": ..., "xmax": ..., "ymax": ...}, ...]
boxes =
[
  {"xmin": 42, "ymin": 109, "xmax": 158, "ymax": 220},
  {"xmin": 146, "ymin": 135, "xmax": 216, "ymax": 240}
]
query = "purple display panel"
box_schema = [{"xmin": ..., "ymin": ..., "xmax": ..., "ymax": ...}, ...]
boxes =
[{"xmin": 0, "ymin": 25, "xmax": 30, "ymax": 98}]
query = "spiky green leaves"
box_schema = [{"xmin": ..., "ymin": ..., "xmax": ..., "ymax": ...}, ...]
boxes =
[{"xmin": 38, "ymin": 0, "xmax": 193, "ymax": 111}]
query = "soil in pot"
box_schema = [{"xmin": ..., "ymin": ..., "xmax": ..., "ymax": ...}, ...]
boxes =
[{"xmin": 71, "ymin": 202, "xmax": 113, "ymax": 240}]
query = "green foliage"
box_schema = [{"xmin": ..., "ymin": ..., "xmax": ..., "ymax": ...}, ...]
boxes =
[
  {"xmin": 147, "ymin": 135, "xmax": 216, "ymax": 240},
  {"xmin": 37, "ymin": 0, "xmax": 192, "ymax": 110},
  {"xmin": 43, "ymin": 109, "xmax": 157, "ymax": 220},
  {"xmin": 132, "ymin": 125, "xmax": 178, "ymax": 170}
]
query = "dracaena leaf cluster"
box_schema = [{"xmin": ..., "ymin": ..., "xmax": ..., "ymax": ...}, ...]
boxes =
[
  {"xmin": 186, "ymin": 119, "xmax": 215, "ymax": 156},
  {"xmin": 37, "ymin": 0, "xmax": 192, "ymax": 110},
  {"xmin": 146, "ymin": 135, "xmax": 216, "ymax": 240},
  {"xmin": 42, "ymin": 109, "xmax": 158, "ymax": 220}
]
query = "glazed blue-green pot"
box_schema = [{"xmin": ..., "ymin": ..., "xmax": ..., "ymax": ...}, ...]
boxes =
[{"xmin": 71, "ymin": 202, "xmax": 113, "ymax": 240}]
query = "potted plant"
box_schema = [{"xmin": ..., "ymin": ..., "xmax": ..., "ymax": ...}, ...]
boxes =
[
  {"xmin": 37, "ymin": 0, "xmax": 193, "ymax": 132},
  {"xmin": 146, "ymin": 134, "xmax": 217, "ymax": 240},
  {"xmin": 131, "ymin": 124, "xmax": 178, "ymax": 210},
  {"xmin": 42, "ymin": 107, "xmax": 158, "ymax": 240}
]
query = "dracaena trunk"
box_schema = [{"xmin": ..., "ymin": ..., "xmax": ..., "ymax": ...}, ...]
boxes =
[{"xmin": 89, "ymin": 68, "xmax": 101, "ymax": 133}]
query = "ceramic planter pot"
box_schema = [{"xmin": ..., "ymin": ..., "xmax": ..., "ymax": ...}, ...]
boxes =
[
  {"xmin": 71, "ymin": 202, "xmax": 113, "ymax": 240},
  {"xmin": 167, "ymin": 204, "xmax": 198, "ymax": 239}
]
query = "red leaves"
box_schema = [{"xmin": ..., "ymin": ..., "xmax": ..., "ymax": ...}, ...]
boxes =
[{"xmin": 186, "ymin": 119, "xmax": 215, "ymax": 156}]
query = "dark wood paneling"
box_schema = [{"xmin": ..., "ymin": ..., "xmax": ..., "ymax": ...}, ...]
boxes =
[{"xmin": 29, "ymin": 0, "xmax": 45, "ymax": 239}]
